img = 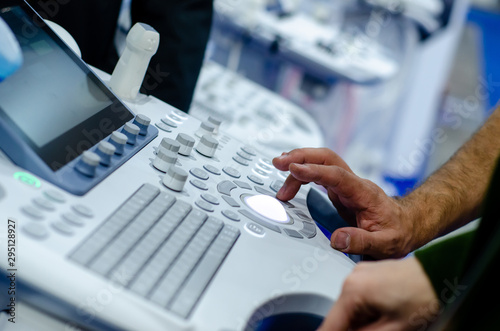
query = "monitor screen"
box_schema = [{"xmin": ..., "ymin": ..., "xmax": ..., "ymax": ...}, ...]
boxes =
[{"xmin": 0, "ymin": 4, "xmax": 133, "ymax": 170}]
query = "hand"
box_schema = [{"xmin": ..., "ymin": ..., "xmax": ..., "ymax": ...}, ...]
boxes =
[
  {"xmin": 317, "ymin": 258, "xmax": 440, "ymax": 331},
  {"xmin": 273, "ymin": 148, "xmax": 423, "ymax": 259}
]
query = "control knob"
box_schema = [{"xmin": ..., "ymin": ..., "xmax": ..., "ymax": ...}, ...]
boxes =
[
  {"xmin": 196, "ymin": 134, "xmax": 219, "ymax": 158},
  {"xmin": 153, "ymin": 149, "xmax": 178, "ymax": 173},
  {"xmin": 162, "ymin": 166, "xmax": 188, "ymax": 192},
  {"xmin": 133, "ymin": 114, "xmax": 151, "ymax": 135},
  {"xmin": 176, "ymin": 133, "xmax": 195, "ymax": 156},
  {"xmin": 109, "ymin": 131, "xmax": 128, "ymax": 155},
  {"xmin": 95, "ymin": 141, "xmax": 116, "ymax": 166},
  {"xmin": 122, "ymin": 122, "xmax": 140, "ymax": 145},
  {"xmin": 75, "ymin": 151, "xmax": 101, "ymax": 177},
  {"xmin": 195, "ymin": 121, "xmax": 215, "ymax": 138},
  {"xmin": 158, "ymin": 137, "xmax": 180, "ymax": 154}
]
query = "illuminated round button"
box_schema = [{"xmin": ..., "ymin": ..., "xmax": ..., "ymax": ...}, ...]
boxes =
[
  {"xmin": 13, "ymin": 172, "xmax": 41, "ymax": 188},
  {"xmin": 244, "ymin": 194, "xmax": 289, "ymax": 224}
]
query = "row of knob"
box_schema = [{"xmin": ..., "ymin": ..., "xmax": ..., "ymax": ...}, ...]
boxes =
[
  {"xmin": 75, "ymin": 114, "xmax": 151, "ymax": 177},
  {"xmin": 153, "ymin": 130, "xmax": 220, "ymax": 192}
]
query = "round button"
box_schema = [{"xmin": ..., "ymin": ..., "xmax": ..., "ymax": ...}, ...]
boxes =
[
  {"xmin": 222, "ymin": 210, "xmax": 240, "ymax": 222},
  {"xmin": 190, "ymin": 179, "xmax": 208, "ymax": 191},
  {"xmin": 176, "ymin": 133, "xmax": 195, "ymax": 156},
  {"xmin": 72, "ymin": 204, "xmax": 94, "ymax": 218},
  {"xmin": 161, "ymin": 117, "xmax": 178, "ymax": 128},
  {"xmin": 241, "ymin": 146, "xmax": 256, "ymax": 156},
  {"xmin": 233, "ymin": 156, "xmax": 249, "ymax": 166},
  {"xmin": 237, "ymin": 150, "xmax": 253, "ymax": 161},
  {"xmin": 171, "ymin": 110, "xmax": 188, "ymax": 120},
  {"xmin": 158, "ymin": 137, "xmax": 181, "ymax": 154},
  {"xmin": 109, "ymin": 131, "xmax": 128, "ymax": 155},
  {"xmin": 190, "ymin": 168, "xmax": 209, "ymax": 180},
  {"xmin": 21, "ymin": 206, "xmax": 44, "ymax": 220},
  {"xmin": 223, "ymin": 166, "xmax": 241, "ymax": 179},
  {"xmin": 23, "ymin": 223, "xmax": 49, "ymax": 239},
  {"xmin": 43, "ymin": 190, "xmax": 66, "ymax": 203},
  {"xmin": 155, "ymin": 122, "xmax": 172, "ymax": 132},
  {"xmin": 96, "ymin": 141, "xmax": 116, "ymax": 166},
  {"xmin": 62, "ymin": 212, "xmax": 86, "ymax": 227},
  {"xmin": 203, "ymin": 164, "xmax": 221, "ymax": 175},
  {"xmin": 248, "ymin": 174, "xmax": 264, "ymax": 185},
  {"xmin": 162, "ymin": 166, "xmax": 188, "ymax": 192},
  {"xmin": 51, "ymin": 221, "xmax": 75, "ymax": 236},
  {"xmin": 201, "ymin": 193, "xmax": 219, "ymax": 205},
  {"xmin": 196, "ymin": 134, "xmax": 219, "ymax": 158},
  {"xmin": 33, "ymin": 197, "xmax": 56, "ymax": 211},
  {"xmin": 153, "ymin": 149, "xmax": 178, "ymax": 173},
  {"xmin": 122, "ymin": 122, "xmax": 140, "ymax": 145},
  {"xmin": 195, "ymin": 199, "xmax": 214, "ymax": 212},
  {"xmin": 195, "ymin": 121, "xmax": 215, "ymax": 138},
  {"xmin": 75, "ymin": 151, "xmax": 100, "ymax": 177},
  {"xmin": 133, "ymin": 114, "xmax": 151, "ymax": 135},
  {"xmin": 207, "ymin": 115, "xmax": 223, "ymax": 134}
]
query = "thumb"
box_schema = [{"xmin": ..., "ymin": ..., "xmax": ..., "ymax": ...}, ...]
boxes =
[{"xmin": 331, "ymin": 227, "xmax": 385, "ymax": 258}]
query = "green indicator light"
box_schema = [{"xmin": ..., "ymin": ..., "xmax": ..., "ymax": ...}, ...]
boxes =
[{"xmin": 13, "ymin": 172, "xmax": 42, "ymax": 188}]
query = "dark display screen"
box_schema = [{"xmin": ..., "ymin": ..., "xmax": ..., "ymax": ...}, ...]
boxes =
[{"xmin": 0, "ymin": 4, "xmax": 133, "ymax": 170}]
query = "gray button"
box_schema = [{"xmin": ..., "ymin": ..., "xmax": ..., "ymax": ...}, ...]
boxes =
[
  {"xmin": 62, "ymin": 212, "xmax": 85, "ymax": 227},
  {"xmin": 23, "ymin": 223, "xmax": 49, "ymax": 239},
  {"xmin": 223, "ymin": 167, "xmax": 241, "ymax": 179},
  {"xmin": 284, "ymin": 228, "xmax": 303, "ymax": 239},
  {"xmin": 155, "ymin": 122, "xmax": 172, "ymax": 132},
  {"xmin": 201, "ymin": 193, "xmax": 219, "ymax": 205},
  {"xmin": 190, "ymin": 179, "xmax": 208, "ymax": 191},
  {"xmin": 241, "ymin": 146, "xmax": 256, "ymax": 156},
  {"xmin": 203, "ymin": 164, "xmax": 221, "ymax": 175},
  {"xmin": 221, "ymin": 195, "xmax": 240, "ymax": 208},
  {"xmin": 222, "ymin": 210, "xmax": 240, "ymax": 222},
  {"xmin": 239, "ymin": 209, "xmax": 281, "ymax": 233},
  {"xmin": 195, "ymin": 199, "xmax": 214, "ymax": 212},
  {"xmin": 161, "ymin": 117, "xmax": 178, "ymax": 128},
  {"xmin": 33, "ymin": 197, "xmax": 56, "ymax": 211},
  {"xmin": 270, "ymin": 180, "xmax": 284, "ymax": 193},
  {"xmin": 234, "ymin": 180, "xmax": 251, "ymax": 190},
  {"xmin": 190, "ymin": 168, "xmax": 209, "ymax": 180},
  {"xmin": 294, "ymin": 210, "xmax": 310, "ymax": 220},
  {"xmin": 244, "ymin": 222, "xmax": 265, "ymax": 236},
  {"xmin": 43, "ymin": 190, "xmax": 66, "ymax": 203},
  {"xmin": 72, "ymin": 204, "xmax": 94, "ymax": 218},
  {"xmin": 247, "ymin": 175, "xmax": 264, "ymax": 185},
  {"xmin": 254, "ymin": 186, "xmax": 274, "ymax": 196},
  {"xmin": 21, "ymin": 206, "xmax": 44, "ymax": 220},
  {"xmin": 51, "ymin": 221, "xmax": 75, "ymax": 236},
  {"xmin": 300, "ymin": 221, "xmax": 317, "ymax": 238},
  {"xmin": 159, "ymin": 137, "xmax": 181, "ymax": 154},
  {"xmin": 217, "ymin": 180, "xmax": 237, "ymax": 196},
  {"xmin": 236, "ymin": 150, "xmax": 253, "ymax": 161},
  {"xmin": 232, "ymin": 156, "xmax": 249, "ymax": 166}
]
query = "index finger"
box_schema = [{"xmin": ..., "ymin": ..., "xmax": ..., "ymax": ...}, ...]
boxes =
[{"xmin": 272, "ymin": 148, "xmax": 352, "ymax": 173}]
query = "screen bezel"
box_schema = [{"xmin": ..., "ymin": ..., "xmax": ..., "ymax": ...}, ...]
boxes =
[{"xmin": 0, "ymin": 1, "xmax": 134, "ymax": 171}]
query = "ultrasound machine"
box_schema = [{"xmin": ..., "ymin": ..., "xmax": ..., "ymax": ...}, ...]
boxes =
[{"xmin": 0, "ymin": 2, "xmax": 354, "ymax": 330}]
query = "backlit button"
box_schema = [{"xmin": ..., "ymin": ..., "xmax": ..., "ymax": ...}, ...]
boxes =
[
  {"xmin": 248, "ymin": 175, "xmax": 264, "ymax": 185},
  {"xmin": 203, "ymin": 164, "xmax": 221, "ymax": 175},
  {"xmin": 222, "ymin": 210, "xmax": 240, "ymax": 222},
  {"xmin": 223, "ymin": 167, "xmax": 240, "ymax": 179},
  {"xmin": 171, "ymin": 110, "xmax": 188, "ymax": 119},
  {"xmin": 259, "ymin": 158, "xmax": 273, "ymax": 167},
  {"xmin": 244, "ymin": 222, "xmax": 265, "ymax": 236}
]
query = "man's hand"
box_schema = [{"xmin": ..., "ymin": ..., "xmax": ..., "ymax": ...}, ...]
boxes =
[
  {"xmin": 273, "ymin": 148, "xmax": 427, "ymax": 259},
  {"xmin": 318, "ymin": 258, "xmax": 440, "ymax": 331}
]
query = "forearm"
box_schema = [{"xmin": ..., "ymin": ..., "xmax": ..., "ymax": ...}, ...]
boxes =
[{"xmin": 401, "ymin": 107, "xmax": 500, "ymax": 246}]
